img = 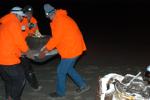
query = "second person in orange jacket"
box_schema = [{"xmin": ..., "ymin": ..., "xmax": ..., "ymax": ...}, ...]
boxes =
[
  {"xmin": 21, "ymin": 5, "xmax": 43, "ymax": 39},
  {"xmin": 20, "ymin": 5, "xmax": 42, "ymax": 92},
  {"xmin": 39, "ymin": 3, "xmax": 90, "ymax": 98}
]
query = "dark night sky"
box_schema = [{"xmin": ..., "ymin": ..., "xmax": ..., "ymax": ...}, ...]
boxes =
[{"xmin": 1, "ymin": 0, "xmax": 150, "ymax": 45}]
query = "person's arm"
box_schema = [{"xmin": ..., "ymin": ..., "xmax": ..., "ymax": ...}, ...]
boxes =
[
  {"xmin": 39, "ymin": 20, "xmax": 63, "ymax": 58},
  {"xmin": 45, "ymin": 21, "xmax": 63, "ymax": 51}
]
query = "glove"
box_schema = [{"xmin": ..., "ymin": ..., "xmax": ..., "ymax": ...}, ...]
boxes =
[
  {"xmin": 39, "ymin": 47, "xmax": 49, "ymax": 59},
  {"xmin": 23, "ymin": 50, "xmax": 35, "ymax": 60}
]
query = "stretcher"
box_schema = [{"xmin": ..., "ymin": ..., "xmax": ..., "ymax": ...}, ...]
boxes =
[{"xmin": 25, "ymin": 35, "xmax": 58, "ymax": 62}]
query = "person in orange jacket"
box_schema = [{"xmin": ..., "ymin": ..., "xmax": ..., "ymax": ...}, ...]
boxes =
[
  {"xmin": 0, "ymin": 6, "xmax": 29, "ymax": 100},
  {"xmin": 39, "ymin": 3, "xmax": 90, "ymax": 98},
  {"xmin": 21, "ymin": 5, "xmax": 43, "ymax": 38},
  {"xmin": 20, "ymin": 5, "xmax": 42, "ymax": 92}
]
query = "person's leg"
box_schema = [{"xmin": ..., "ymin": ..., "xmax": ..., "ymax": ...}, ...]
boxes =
[
  {"xmin": 68, "ymin": 64, "xmax": 87, "ymax": 88},
  {"xmin": 55, "ymin": 57, "xmax": 85, "ymax": 96},
  {"xmin": 0, "ymin": 64, "xmax": 25, "ymax": 100},
  {"xmin": 0, "ymin": 66, "xmax": 11, "ymax": 99},
  {"xmin": 11, "ymin": 64, "xmax": 25, "ymax": 100},
  {"xmin": 0, "ymin": 70, "xmax": 12, "ymax": 99},
  {"xmin": 21, "ymin": 57, "xmax": 40, "ymax": 90},
  {"xmin": 49, "ymin": 58, "xmax": 76, "ymax": 97},
  {"xmin": 67, "ymin": 57, "xmax": 90, "ymax": 95},
  {"xmin": 55, "ymin": 59, "xmax": 69, "ymax": 96}
]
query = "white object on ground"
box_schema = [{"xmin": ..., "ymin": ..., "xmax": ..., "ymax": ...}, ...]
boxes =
[
  {"xmin": 147, "ymin": 65, "xmax": 150, "ymax": 72},
  {"xmin": 98, "ymin": 73, "xmax": 149, "ymax": 100},
  {"xmin": 99, "ymin": 73, "xmax": 124, "ymax": 100}
]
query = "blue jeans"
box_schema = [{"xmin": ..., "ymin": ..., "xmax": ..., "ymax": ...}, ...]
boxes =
[
  {"xmin": 56, "ymin": 56, "xmax": 86, "ymax": 96},
  {"xmin": 0, "ymin": 64, "xmax": 25, "ymax": 100}
]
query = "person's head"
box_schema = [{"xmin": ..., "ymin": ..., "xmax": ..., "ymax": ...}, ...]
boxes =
[
  {"xmin": 11, "ymin": 6, "xmax": 26, "ymax": 22},
  {"xmin": 23, "ymin": 5, "xmax": 33, "ymax": 20},
  {"xmin": 43, "ymin": 3, "xmax": 56, "ymax": 20}
]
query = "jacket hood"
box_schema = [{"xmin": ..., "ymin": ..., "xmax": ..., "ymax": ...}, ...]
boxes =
[
  {"xmin": 55, "ymin": 9, "xmax": 67, "ymax": 17},
  {"xmin": 0, "ymin": 13, "xmax": 17, "ymax": 24}
]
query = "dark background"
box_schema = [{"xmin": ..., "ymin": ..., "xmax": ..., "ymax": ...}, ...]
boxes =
[{"xmin": 1, "ymin": 0, "xmax": 150, "ymax": 67}]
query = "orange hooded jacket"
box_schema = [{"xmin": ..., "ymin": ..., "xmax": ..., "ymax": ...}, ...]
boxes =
[
  {"xmin": 45, "ymin": 9, "xmax": 86, "ymax": 58},
  {"xmin": 0, "ymin": 13, "xmax": 29, "ymax": 65},
  {"xmin": 21, "ymin": 17, "xmax": 39, "ymax": 39}
]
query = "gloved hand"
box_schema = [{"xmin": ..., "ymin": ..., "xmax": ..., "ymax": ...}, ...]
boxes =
[
  {"xmin": 22, "ymin": 50, "xmax": 35, "ymax": 60},
  {"xmin": 39, "ymin": 47, "xmax": 49, "ymax": 59}
]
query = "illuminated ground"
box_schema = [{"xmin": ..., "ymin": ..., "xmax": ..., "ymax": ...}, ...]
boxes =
[{"xmin": 0, "ymin": 40, "xmax": 148, "ymax": 100}]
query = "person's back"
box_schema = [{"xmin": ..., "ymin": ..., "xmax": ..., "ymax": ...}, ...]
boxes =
[
  {"xmin": 0, "ymin": 6, "xmax": 29, "ymax": 100},
  {"xmin": 0, "ymin": 13, "xmax": 28, "ymax": 65},
  {"xmin": 47, "ymin": 9, "xmax": 86, "ymax": 58}
]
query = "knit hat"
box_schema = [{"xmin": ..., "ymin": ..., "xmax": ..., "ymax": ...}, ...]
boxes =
[
  {"xmin": 11, "ymin": 6, "xmax": 26, "ymax": 16},
  {"xmin": 43, "ymin": 3, "xmax": 55, "ymax": 16}
]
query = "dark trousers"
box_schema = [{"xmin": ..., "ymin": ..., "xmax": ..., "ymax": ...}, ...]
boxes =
[
  {"xmin": 0, "ymin": 64, "xmax": 25, "ymax": 100},
  {"xmin": 20, "ymin": 56, "xmax": 39, "ymax": 89}
]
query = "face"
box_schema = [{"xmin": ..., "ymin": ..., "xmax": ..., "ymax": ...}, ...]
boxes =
[
  {"xmin": 25, "ymin": 12, "xmax": 32, "ymax": 20},
  {"xmin": 46, "ymin": 12, "xmax": 55, "ymax": 20}
]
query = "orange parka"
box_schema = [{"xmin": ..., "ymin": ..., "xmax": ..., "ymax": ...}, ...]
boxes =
[
  {"xmin": 0, "ymin": 13, "xmax": 29, "ymax": 65},
  {"xmin": 45, "ymin": 9, "xmax": 86, "ymax": 58},
  {"xmin": 21, "ymin": 17, "xmax": 39, "ymax": 39}
]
